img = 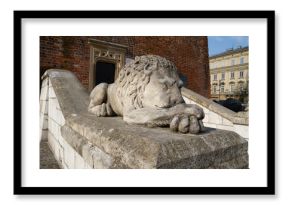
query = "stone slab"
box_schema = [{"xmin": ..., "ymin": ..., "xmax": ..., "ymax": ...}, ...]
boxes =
[
  {"xmin": 43, "ymin": 69, "xmax": 90, "ymax": 118},
  {"xmin": 64, "ymin": 113, "xmax": 248, "ymax": 169}
]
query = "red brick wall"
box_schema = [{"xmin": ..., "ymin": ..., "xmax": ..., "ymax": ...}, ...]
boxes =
[{"xmin": 40, "ymin": 36, "xmax": 210, "ymax": 97}]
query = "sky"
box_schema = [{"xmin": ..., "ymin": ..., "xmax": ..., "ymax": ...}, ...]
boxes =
[{"xmin": 208, "ymin": 36, "xmax": 249, "ymax": 56}]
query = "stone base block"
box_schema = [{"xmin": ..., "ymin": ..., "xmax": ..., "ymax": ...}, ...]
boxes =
[{"xmin": 61, "ymin": 115, "xmax": 248, "ymax": 169}]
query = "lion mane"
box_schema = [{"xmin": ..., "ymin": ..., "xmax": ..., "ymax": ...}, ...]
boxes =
[{"xmin": 115, "ymin": 55, "xmax": 179, "ymax": 109}]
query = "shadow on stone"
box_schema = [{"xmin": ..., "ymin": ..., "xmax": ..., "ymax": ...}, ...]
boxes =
[{"xmin": 40, "ymin": 139, "xmax": 60, "ymax": 169}]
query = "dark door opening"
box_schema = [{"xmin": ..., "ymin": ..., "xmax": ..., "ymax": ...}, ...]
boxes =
[{"xmin": 95, "ymin": 61, "xmax": 116, "ymax": 86}]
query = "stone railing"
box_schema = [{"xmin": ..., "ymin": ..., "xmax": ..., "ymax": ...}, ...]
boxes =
[
  {"xmin": 182, "ymin": 88, "xmax": 249, "ymax": 139},
  {"xmin": 40, "ymin": 69, "xmax": 248, "ymax": 169}
]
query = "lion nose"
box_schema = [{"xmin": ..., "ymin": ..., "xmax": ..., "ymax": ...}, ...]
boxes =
[
  {"xmin": 168, "ymin": 96, "xmax": 174, "ymax": 105},
  {"xmin": 171, "ymin": 99, "xmax": 177, "ymax": 105},
  {"xmin": 169, "ymin": 96, "xmax": 184, "ymax": 106}
]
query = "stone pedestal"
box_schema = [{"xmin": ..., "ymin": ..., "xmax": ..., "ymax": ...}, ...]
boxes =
[{"xmin": 63, "ymin": 114, "xmax": 248, "ymax": 169}]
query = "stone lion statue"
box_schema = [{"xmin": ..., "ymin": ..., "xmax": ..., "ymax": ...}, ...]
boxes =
[{"xmin": 88, "ymin": 55, "xmax": 205, "ymax": 134}]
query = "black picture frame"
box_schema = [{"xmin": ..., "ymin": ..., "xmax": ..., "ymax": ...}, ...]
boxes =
[{"xmin": 14, "ymin": 10, "xmax": 275, "ymax": 195}]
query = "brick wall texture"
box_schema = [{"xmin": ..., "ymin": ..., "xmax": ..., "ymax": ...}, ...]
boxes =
[{"xmin": 40, "ymin": 36, "xmax": 210, "ymax": 97}]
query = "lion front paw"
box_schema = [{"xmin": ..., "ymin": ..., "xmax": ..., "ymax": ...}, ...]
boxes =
[
  {"xmin": 88, "ymin": 103, "xmax": 115, "ymax": 117},
  {"xmin": 170, "ymin": 114, "xmax": 205, "ymax": 134},
  {"xmin": 184, "ymin": 104, "xmax": 205, "ymax": 120}
]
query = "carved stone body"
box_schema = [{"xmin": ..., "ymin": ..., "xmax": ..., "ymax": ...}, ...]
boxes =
[{"xmin": 88, "ymin": 55, "xmax": 205, "ymax": 134}]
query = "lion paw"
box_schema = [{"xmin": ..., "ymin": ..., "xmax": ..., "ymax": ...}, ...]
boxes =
[
  {"xmin": 184, "ymin": 104, "xmax": 205, "ymax": 120},
  {"xmin": 170, "ymin": 115, "xmax": 205, "ymax": 134},
  {"xmin": 88, "ymin": 103, "xmax": 115, "ymax": 117}
]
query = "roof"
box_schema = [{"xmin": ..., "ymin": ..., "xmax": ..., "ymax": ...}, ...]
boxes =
[{"xmin": 209, "ymin": 46, "xmax": 249, "ymax": 59}]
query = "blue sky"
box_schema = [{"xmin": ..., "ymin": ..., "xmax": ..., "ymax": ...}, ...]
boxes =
[{"xmin": 208, "ymin": 36, "xmax": 249, "ymax": 56}]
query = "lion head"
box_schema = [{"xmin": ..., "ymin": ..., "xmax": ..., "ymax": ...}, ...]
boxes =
[{"xmin": 116, "ymin": 55, "xmax": 185, "ymax": 110}]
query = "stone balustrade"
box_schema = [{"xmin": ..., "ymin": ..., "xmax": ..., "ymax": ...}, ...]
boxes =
[{"xmin": 182, "ymin": 88, "xmax": 248, "ymax": 139}]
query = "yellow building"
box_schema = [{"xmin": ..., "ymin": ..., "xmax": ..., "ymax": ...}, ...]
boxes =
[{"xmin": 209, "ymin": 46, "xmax": 249, "ymax": 103}]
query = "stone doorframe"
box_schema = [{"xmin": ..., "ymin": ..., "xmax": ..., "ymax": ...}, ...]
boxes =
[{"xmin": 88, "ymin": 39, "xmax": 127, "ymax": 91}]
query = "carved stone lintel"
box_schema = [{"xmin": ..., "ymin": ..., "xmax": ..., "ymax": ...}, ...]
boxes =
[{"xmin": 93, "ymin": 48, "xmax": 122, "ymax": 62}]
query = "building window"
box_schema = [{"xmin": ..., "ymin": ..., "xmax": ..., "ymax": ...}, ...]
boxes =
[
  {"xmin": 230, "ymin": 72, "xmax": 235, "ymax": 79},
  {"xmin": 220, "ymin": 85, "xmax": 224, "ymax": 93},
  {"xmin": 239, "ymin": 83, "xmax": 244, "ymax": 91},
  {"xmin": 221, "ymin": 72, "xmax": 225, "ymax": 80},
  {"xmin": 239, "ymin": 71, "xmax": 244, "ymax": 78},
  {"xmin": 230, "ymin": 84, "xmax": 235, "ymax": 93},
  {"xmin": 214, "ymin": 74, "xmax": 217, "ymax": 81},
  {"xmin": 231, "ymin": 59, "xmax": 235, "ymax": 66},
  {"xmin": 240, "ymin": 57, "xmax": 244, "ymax": 64},
  {"xmin": 213, "ymin": 85, "xmax": 217, "ymax": 93}
]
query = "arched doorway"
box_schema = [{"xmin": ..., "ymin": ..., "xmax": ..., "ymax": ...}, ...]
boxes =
[{"xmin": 88, "ymin": 39, "xmax": 127, "ymax": 91}]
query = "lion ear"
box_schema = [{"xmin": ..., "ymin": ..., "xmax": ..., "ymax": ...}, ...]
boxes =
[
  {"xmin": 178, "ymin": 80, "xmax": 184, "ymax": 88},
  {"xmin": 143, "ymin": 63, "xmax": 152, "ymax": 76},
  {"xmin": 144, "ymin": 70, "xmax": 152, "ymax": 76},
  {"xmin": 152, "ymin": 61, "xmax": 158, "ymax": 70},
  {"xmin": 135, "ymin": 56, "xmax": 140, "ymax": 63}
]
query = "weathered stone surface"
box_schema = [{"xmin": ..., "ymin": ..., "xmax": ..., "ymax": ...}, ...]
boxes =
[
  {"xmin": 43, "ymin": 69, "xmax": 90, "ymax": 118},
  {"xmin": 65, "ymin": 113, "xmax": 248, "ymax": 169},
  {"xmin": 207, "ymin": 112, "xmax": 223, "ymax": 125},
  {"xmin": 40, "ymin": 139, "xmax": 60, "ymax": 169},
  {"xmin": 208, "ymin": 154, "xmax": 248, "ymax": 169},
  {"xmin": 74, "ymin": 151, "xmax": 86, "ymax": 169},
  {"xmin": 216, "ymin": 124, "xmax": 235, "ymax": 131},
  {"xmin": 61, "ymin": 124, "xmax": 123, "ymax": 169},
  {"xmin": 234, "ymin": 124, "xmax": 249, "ymax": 140}
]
